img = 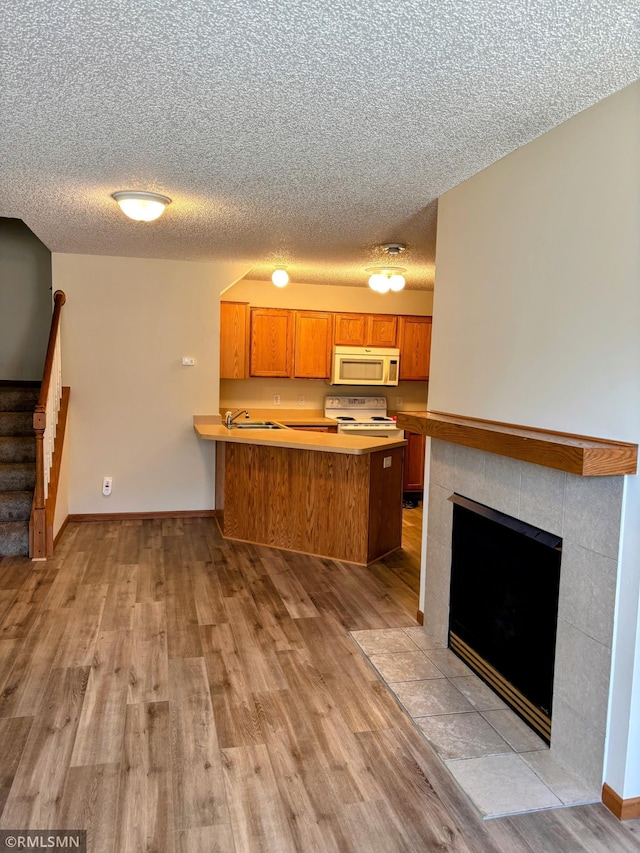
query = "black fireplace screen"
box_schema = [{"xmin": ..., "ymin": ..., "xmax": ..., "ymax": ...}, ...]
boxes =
[{"xmin": 449, "ymin": 494, "xmax": 562, "ymax": 741}]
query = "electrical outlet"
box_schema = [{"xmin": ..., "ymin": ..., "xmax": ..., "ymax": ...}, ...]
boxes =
[
  {"xmin": 383, "ymin": 457, "xmax": 392, "ymax": 468},
  {"xmin": 395, "ymin": 396, "xmax": 403, "ymax": 407},
  {"xmin": 273, "ymin": 394, "xmax": 281, "ymax": 405},
  {"xmin": 298, "ymin": 395, "xmax": 306, "ymax": 406},
  {"xmin": 102, "ymin": 476, "xmax": 113, "ymax": 496}
]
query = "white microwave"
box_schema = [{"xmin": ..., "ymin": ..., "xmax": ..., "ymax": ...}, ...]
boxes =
[{"xmin": 329, "ymin": 346, "xmax": 400, "ymax": 386}]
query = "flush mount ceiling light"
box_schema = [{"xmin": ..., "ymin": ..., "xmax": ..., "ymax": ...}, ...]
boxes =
[
  {"xmin": 112, "ymin": 191, "xmax": 171, "ymax": 222},
  {"xmin": 366, "ymin": 267, "xmax": 406, "ymax": 292},
  {"xmin": 366, "ymin": 243, "xmax": 407, "ymax": 292},
  {"xmin": 271, "ymin": 268, "xmax": 289, "ymax": 287}
]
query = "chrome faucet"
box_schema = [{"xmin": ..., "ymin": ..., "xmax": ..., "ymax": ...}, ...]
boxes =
[{"xmin": 225, "ymin": 408, "xmax": 250, "ymax": 428}]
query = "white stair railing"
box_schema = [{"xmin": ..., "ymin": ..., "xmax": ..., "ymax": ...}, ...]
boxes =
[{"xmin": 31, "ymin": 290, "xmax": 66, "ymax": 558}]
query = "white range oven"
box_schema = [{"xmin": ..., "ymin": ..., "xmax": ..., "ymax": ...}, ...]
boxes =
[{"xmin": 324, "ymin": 395, "xmax": 405, "ymax": 439}]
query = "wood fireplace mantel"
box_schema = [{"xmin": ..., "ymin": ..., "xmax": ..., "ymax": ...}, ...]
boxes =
[{"xmin": 396, "ymin": 411, "xmax": 637, "ymax": 477}]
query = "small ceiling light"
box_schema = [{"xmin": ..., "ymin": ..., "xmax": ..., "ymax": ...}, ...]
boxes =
[
  {"xmin": 366, "ymin": 243, "xmax": 407, "ymax": 292},
  {"xmin": 112, "ymin": 191, "xmax": 171, "ymax": 222},
  {"xmin": 271, "ymin": 268, "xmax": 289, "ymax": 287},
  {"xmin": 368, "ymin": 273, "xmax": 386, "ymax": 292},
  {"xmin": 388, "ymin": 274, "xmax": 406, "ymax": 292},
  {"xmin": 366, "ymin": 268, "xmax": 405, "ymax": 293}
]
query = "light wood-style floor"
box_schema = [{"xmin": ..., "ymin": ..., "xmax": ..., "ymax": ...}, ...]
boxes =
[{"xmin": 0, "ymin": 516, "xmax": 639, "ymax": 852}]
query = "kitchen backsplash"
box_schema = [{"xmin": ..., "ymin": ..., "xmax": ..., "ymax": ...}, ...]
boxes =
[{"xmin": 220, "ymin": 378, "xmax": 428, "ymax": 412}]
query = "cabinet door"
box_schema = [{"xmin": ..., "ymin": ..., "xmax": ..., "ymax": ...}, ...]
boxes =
[
  {"xmin": 403, "ymin": 432, "xmax": 426, "ymax": 492},
  {"xmin": 250, "ymin": 308, "xmax": 293, "ymax": 377},
  {"xmin": 398, "ymin": 316, "xmax": 432, "ymax": 380},
  {"xmin": 334, "ymin": 313, "xmax": 368, "ymax": 346},
  {"xmin": 289, "ymin": 425, "xmax": 338, "ymax": 433},
  {"xmin": 294, "ymin": 311, "xmax": 333, "ymax": 379},
  {"xmin": 220, "ymin": 301, "xmax": 250, "ymax": 379},
  {"xmin": 369, "ymin": 314, "xmax": 398, "ymax": 347}
]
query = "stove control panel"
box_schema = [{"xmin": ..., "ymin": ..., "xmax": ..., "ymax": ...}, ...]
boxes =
[{"xmin": 324, "ymin": 396, "xmax": 387, "ymax": 412}]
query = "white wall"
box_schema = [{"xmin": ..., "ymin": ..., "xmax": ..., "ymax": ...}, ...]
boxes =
[
  {"xmin": 0, "ymin": 218, "xmax": 52, "ymax": 380},
  {"xmin": 221, "ymin": 279, "xmax": 433, "ymax": 413},
  {"xmin": 430, "ymin": 81, "xmax": 640, "ymax": 800},
  {"xmin": 53, "ymin": 254, "xmax": 249, "ymax": 514}
]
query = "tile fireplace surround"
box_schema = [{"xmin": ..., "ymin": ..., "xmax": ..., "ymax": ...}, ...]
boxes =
[{"xmin": 423, "ymin": 436, "xmax": 624, "ymax": 795}]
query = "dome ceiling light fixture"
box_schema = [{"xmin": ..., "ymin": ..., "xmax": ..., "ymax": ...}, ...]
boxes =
[
  {"xmin": 271, "ymin": 268, "xmax": 289, "ymax": 287},
  {"xmin": 367, "ymin": 242, "xmax": 407, "ymax": 292},
  {"xmin": 112, "ymin": 190, "xmax": 172, "ymax": 222}
]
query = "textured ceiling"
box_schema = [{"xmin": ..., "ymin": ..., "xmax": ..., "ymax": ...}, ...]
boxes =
[{"xmin": 1, "ymin": 1, "xmax": 639, "ymax": 289}]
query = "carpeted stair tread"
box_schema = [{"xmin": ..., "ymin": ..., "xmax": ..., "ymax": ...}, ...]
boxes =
[
  {"xmin": 0, "ymin": 386, "xmax": 40, "ymax": 412},
  {"xmin": 0, "ymin": 490, "xmax": 33, "ymax": 521},
  {"xmin": 0, "ymin": 436, "xmax": 36, "ymax": 463},
  {"xmin": 0, "ymin": 462, "xmax": 36, "ymax": 491},
  {"xmin": 0, "ymin": 412, "xmax": 34, "ymax": 437},
  {"xmin": 0, "ymin": 521, "xmax": 29, "ymax": 556},
  {"xmin": 0, "ymin": 385, "xmax": 38, "ymax": 556}
]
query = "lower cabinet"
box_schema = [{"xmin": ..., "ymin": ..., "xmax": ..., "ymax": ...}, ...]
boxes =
[
  {"xmin": 403, "ymin": 431, "xmax": 426, "ymax": 493},
  {"xmin": 217, "ymin": 442, "xmax": 403, "ymax": 564},
  {"xmin": 287, "ymin": 425, "xmax": 338, "ymax": 433}
]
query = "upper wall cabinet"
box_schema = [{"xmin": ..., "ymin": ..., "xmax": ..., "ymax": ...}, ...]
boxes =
[
  {"xmin": 250, "ymin": 307, "xmax": 294, "ymax": 377},
  {"xmin": 334, "ymin": 313, "xmax": 398, "ymax": 347},
  {"xmin": 294, "ymin": 311, "xmax": 334, "ymax": 379},
  {"xmin": 220, "ymin": 301, "xmax": 250, "ymax": 379},
  {"xmin": 333, "ymin": 313, "xmax": 369, "ymax": 346},
  {"xmin": 398, "ymin": 315, "xmax": 432, "ymax": 380},
  {"xmin": 221, "ymin": 302, "xmax": 432, "ymax": 381},
  {"xmin": 369, "ymin": 314, "xmax": 398, "ymax": 347}
]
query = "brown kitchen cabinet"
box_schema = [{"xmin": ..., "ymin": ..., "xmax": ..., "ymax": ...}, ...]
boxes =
[
  {"xmin": 293, "ymin": 311, "xmax": 334, "ymax": 379},
  {"xmin": 334, "ymin": 312, "xmax": 398, "ymax": 347},
  {"xmin": 403, "ymin": 431, "xmax": 426, "ymax": 492},
  {"xmin": 220, "ymin": 301, "xmax": 250, "ymax": 379},
  {"xmin": 288, "ymin": 425, "xmax": 339, "ymax": 433},
  {"xmin": 333, "ymin": 313, "xmax": 369, "ymax": 346},
  {"xmin": 398, "ymin": 315, "xmax": 432, "ymax": 380},
  {"xmin": 368, "ymin": 314, "xmax": 398, "ymax": 347},
  {"xmin": 250, "ymin": 307, "xmax": 294, "ymax": 377}
]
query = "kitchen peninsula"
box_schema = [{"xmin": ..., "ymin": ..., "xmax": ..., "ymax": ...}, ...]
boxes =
[{"xmin": 194, "ymin": 417, "xmax": 406, "ymax": 564}]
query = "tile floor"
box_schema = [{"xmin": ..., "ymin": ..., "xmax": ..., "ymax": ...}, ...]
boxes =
[{"xmin": 350, "ymin": 626, "xmax": 599, "ymax": 819}]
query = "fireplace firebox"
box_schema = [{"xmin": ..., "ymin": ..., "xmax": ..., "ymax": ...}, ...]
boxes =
[{"xmin": 448, "ymin": 494, "xmax": 562, "ymax": 742}]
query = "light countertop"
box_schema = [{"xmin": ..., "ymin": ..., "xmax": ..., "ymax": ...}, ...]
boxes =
[
  {"xmin": 219, "ymin": 408, "xmax": 337, "ymax": 427},
  {"xmin": 194, "ymin": 419, "xmax": 406, "ymax": 455}
]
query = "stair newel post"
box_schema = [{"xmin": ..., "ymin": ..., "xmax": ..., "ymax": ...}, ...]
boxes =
[{"xmin": 30, "ymin": 405, "xmax": 47, "ymax": 559}]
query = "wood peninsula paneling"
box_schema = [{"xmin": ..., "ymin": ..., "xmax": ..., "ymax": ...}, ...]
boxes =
[
  {"xmin": 218, "ymin": 442, "xmax": 403, "ymax": 564},
  {"xmin": 396, "ymin": 411, "xmax": 638, "ymax": 477}
]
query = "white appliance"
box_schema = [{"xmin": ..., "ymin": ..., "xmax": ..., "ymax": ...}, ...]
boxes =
[
  {"xmin": 324, "ymin": 395, "xmax": 405, "ymax": 439},
  {"xmin": 329, "ymin": 346, "xmax": 400, "ymax": 386}
]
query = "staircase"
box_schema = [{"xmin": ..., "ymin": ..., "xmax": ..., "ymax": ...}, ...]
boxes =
[{"xmin": 0, "ymin": 385, "xmax": 38, "ymax": 556}]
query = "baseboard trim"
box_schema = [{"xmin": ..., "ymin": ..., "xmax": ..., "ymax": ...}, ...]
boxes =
[
  {"xmin": 416, "ymin": 610, "xmax": 424, "ymax": 625},
  {"xmin": 602, "ymin": 784, "xmax": 640, "ymax": 820},
  {"xmin": 68, "ymin": 510, "xmax": 217, "ymax": 522},
  {"xmin": 53, "ymin": 516, "xmax": 69, "ymax": 548}
]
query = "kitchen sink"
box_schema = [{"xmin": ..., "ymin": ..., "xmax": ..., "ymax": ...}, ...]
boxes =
[{"xmin": 229, "ymin": 421, "xmax": 286, "ymax": 429}]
